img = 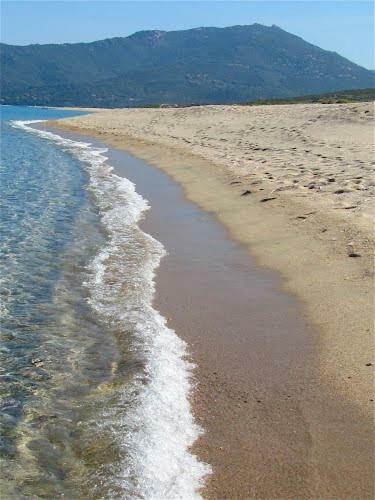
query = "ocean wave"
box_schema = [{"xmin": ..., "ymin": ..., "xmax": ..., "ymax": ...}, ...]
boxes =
[{"xmin": 11, "ymin": 120, "xmax": 210, "ymax": 499}]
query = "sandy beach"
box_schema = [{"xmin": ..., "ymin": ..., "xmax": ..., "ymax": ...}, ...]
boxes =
[{"xmin": 49, "ymin": 102, "xmax": 374, "ymax": 498}]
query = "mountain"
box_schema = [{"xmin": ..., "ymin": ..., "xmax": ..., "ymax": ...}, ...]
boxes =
[{"xmin": 1, "ymin": 24, "xmax": 373, "ymax": 107}]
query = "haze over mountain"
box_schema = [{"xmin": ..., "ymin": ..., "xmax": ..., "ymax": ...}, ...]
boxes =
[{"xmin": 1, "ymin": 24, "xmax": 373, "ymax": 107}]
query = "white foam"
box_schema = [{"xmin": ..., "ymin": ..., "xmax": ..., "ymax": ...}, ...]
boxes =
[{"xmin": 12, "ymin": 120, "xmax": 211, "ymax": 499}]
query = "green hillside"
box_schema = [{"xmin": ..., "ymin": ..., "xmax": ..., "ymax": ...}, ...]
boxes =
[
  {"xmin": 243, "ymin": 88, "xmax": 375, "ymax": 106},
  {"xmin": 1, "ymin": 25, "xmax": 374, "ymax": 107}
]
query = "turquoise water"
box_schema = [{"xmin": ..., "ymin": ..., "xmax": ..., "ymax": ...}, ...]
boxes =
[
  {"xmin": 0, "ymin": 106, "xmax": 208, "ymax": 498},
  {"xmin": 1, "ymin": 106, "xmax": 112, "ymax": 497}
]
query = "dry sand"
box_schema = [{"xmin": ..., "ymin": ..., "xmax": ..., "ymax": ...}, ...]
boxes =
[{"xmin": 49, "ymin": 102, "xmax": 374, "ymax": 498}]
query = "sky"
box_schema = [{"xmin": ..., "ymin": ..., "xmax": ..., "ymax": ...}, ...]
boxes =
[{"xmin": 1, "ymin": 1, "xmax": 374, "ymax": 69}]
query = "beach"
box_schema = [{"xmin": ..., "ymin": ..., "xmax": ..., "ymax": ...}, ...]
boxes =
[{"xmin": 49, "ymin": 102, "xmax": 374, "ymax": 498}]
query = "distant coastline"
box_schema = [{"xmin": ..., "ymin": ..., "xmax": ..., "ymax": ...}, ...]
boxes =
[{"xmin": 2, "ymin": 87, "xmax": 375, "ymax": 110}]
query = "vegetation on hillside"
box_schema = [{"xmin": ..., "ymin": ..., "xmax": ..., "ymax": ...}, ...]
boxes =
[
  {"xmin": 242, "ymin": 88, "xmax": 375, "ymax": 106},
  {"xmin": 1, "ymin": 25, "xmax": 373, "ymax": 107}
]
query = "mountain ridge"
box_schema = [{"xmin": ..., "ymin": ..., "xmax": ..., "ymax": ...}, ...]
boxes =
[{"xmin": 1, "ymin": 24, "xmax": 373, "ymax": 107}]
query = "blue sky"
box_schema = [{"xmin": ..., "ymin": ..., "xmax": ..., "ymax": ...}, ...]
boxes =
[{"xmin": 1, "ymin": 1, "xmax": 374, "ymax": 69}]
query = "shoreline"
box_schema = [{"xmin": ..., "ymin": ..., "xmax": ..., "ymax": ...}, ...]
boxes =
[
  {"xmin": 24, "ymin": 120, "xmax": 210, "ymax": 497},
  {"xmin": 47, "ymin": 104, "xmax": 374, "ymax": 497},
  {"xmin": 49, "ymin": 105, "xmax": 374, "ymax": 405}
]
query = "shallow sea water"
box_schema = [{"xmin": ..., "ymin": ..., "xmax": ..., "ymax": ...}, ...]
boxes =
[{"xmin": 0, "ymin": 106, "xmax": 208, "ymax": 498}]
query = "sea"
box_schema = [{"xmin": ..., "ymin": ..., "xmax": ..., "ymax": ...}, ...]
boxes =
[{"xmin": 0, "ymin": 105, "xmax": 209, "ymax": 499}]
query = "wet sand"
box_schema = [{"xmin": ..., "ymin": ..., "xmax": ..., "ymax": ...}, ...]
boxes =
[
  {"xmin": 107, "ymin": 147, "xmax": 374, "ymax": 499},
  {"xmin": 45, "ymin": 118, "xmax": 374, "ymax": 498}
]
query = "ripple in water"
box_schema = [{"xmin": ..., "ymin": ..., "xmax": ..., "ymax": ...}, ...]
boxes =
[{"xmin": 0, "ymin": 107, "xmax": 210, "ymax": 498}]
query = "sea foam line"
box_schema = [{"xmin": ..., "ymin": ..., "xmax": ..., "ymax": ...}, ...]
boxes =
[{"xmin": 12, "ymin": 120, "xmax": 211, "ymax": 499}]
